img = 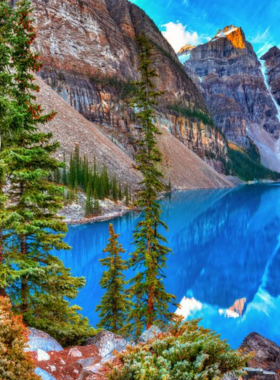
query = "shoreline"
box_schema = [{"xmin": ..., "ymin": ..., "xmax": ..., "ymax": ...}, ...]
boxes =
[
  {"xmin": 66, "ymin": 207, "xmax": 136, "ymax": 226},
  {"xmin": 65, "ymin": 181, "xmax": 280, "ymax": 226}
]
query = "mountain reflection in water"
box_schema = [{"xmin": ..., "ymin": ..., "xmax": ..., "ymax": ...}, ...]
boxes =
[{"xmin": 55, "ymin": 184, "xmax": 280, "ymax": 348}]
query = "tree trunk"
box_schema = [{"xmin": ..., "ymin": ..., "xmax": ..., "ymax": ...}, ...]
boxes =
[
  {"xmin": 0, "ymin": 230, "xmax": 7, "ymax": 297},
  {"xmin": 146, "ymin": 226, "xmax": 154, "ymax": 329},
  {"xmin": 20, "ymin": 234, "xmax": 28, "ymax": 313}
]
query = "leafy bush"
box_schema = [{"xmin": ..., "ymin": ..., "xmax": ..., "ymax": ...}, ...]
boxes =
[{"xmin": 107, "ymin": 319, "xmax": 248, "ymax": 379}]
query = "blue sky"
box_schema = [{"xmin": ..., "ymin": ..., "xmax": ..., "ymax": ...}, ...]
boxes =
[{"xmin": 129, "ymin": 0, "xmax": 280, "ymax": 56}]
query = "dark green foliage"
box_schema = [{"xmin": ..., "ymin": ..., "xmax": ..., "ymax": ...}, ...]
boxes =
[
  {"xmin": 107, "ymin": 319, "xmax": 248, "ymax": 379},
  {"xmin": 86, "ymin": 183, "xmax": 93, "ymax": 217},
  {"xmin": 246, "ymin": 139, "xmax": 261, "ymax": 163},
  {"xmin": 125, "ymin": 185, "xmax": 129, "ymax": 207},
  {"xmin": 227, "ymin": 147, "xmax": 280, "ymax": 181},
  {"xmin": 0, "ymin": 0, "xmax": 94, "ymax": 346},
  {"xmin": 128, "ymin": 33, "xmax": 176, "ymax": 335},
  {"xmin": 96, "ymin": 224, "xmax": 131, "ymax": 334},
  {"xmin": 112, "ymin": 177, "xmax": 118, "ymax": 201},
  {"xmin": 58, "ymin": 148, "xmax": 130, "ymax": 207},
  {"xmin": 118, "ymin": 182, "xmax": 123, "ymax": 201},
  {"xmin": 168, "ymin": 104, "xmax": 215, "ymax": 127},
  {"xmin": 93, "ymin": 198, "xmax": 101, "ymax": 216},
  {"xmin": 62, "ymin": 152, "xmax": 68, "ymax": 185},
  {"xmin": 89, "ymin": 76, "xmax": 136, "ymax": 100}
]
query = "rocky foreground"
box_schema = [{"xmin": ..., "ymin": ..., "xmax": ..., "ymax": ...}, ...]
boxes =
[{"xmin": 29, "ymin": 327, "xmax": 280, "ymax": 380}]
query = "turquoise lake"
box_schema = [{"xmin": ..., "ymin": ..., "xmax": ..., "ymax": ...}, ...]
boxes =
[{"xmin": 55, "ymin": 184, "xmax": 280, "ymax": 348}]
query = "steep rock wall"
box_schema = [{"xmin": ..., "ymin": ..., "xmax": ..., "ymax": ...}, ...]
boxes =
[
  {"xmin": 31, "ymin": 0, "xmax": 227, "ymax": 169},
  {"xmin": 179, "ymin": 26, "xmax": 280, "ymax": 171}
]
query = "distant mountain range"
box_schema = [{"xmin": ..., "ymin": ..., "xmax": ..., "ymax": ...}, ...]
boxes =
[{"xmin": 30, "ymin": 0, "xmax": 280, "ymax": 184}]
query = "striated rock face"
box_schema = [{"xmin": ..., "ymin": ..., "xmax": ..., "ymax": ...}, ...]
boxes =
[
  {"xmin": 180, "ymin": 26, "xmax": 280, "ymax": 171},
  {"xmin": 240, "ymin": 332, "xmax": 280, "ymax": 379},
  {"xmin": 31, "ymin": 0, "xmax": 227, "ymax": 169},
  {"xmin": 261, "ymin": 47, "xmax": 280, "ymax": 115},
  {"xmin": 36, "ymin": 75, "xmax": 233, "ymax": 190}
]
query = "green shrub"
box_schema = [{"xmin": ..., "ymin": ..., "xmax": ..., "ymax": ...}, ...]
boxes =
[{"xmin": 107, "ymin": 319, "xmax": 248, "ymax": 379}]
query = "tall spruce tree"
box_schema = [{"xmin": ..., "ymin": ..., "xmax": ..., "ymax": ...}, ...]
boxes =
[
  {"xmin": 0, "ymin": 0, "xmax": 94, "ymax": 345},
  {"xmin": 96, "ymin": 224, "xmax": 130, "ymax": 334},
  {"xmin": 128, "ymin": 34, "xmax": 176, "ymax": 333}
]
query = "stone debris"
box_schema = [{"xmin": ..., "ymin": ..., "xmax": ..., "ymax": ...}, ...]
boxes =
[
  {"xmin": 84, "ymin": 331, "xmax": 128, "ymax": 358},
  {"xmin": 68, "ymin": 348, "xmax": 83, "ymax": 358},
  {"xmin": 139, "ymin": 325, "xmax": 162, "ymax": 343}
]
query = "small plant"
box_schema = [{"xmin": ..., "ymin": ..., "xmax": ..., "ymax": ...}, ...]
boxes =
[{"xmin": 107, "ymin": 319, "xmax": 248, "ymax": 380}]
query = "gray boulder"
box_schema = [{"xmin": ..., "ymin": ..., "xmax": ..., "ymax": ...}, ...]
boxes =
[
  {"xmin": 76, "ymin": 357, "xmax": 97, "ymax": 368},
  {"xmin": 26, "ymin": 327, "xmax": 63, "ymax": 352},
  {"xmin": 139, "ymin": 325, "xmax": 162, "ymax": 343},
  {"xmin": 84, "ymin": 330, "xmax": 128, "ymax": 358},
  {"xmin": 35, "ymin": 367, "xmax": 57, "ymax": 380}
]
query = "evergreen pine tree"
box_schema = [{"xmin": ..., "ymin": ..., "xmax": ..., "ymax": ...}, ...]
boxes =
[
  {"xmin": 62, "ymin": 152, "xmax": 68, "ymax": 185},
  {"xmin": 96, "ymin": 224, "xmax": 130, "ymax": 334},
  {"xmin": 85, "ymin": 182, "xmax": 93, "ymax": 217},
  {"xmin": 128, "ymin": 33, "xmax": 176, "ymax": 333},
  {"xmin": 68, "ymin": 153, "xmax": 75, "ymax": 189},
  {"xmin": 0, "ymin": 296, "xmax": 40, "ymax": 380},
  {"xmin": 112, "ymin": 176, "xmax": 118, "ymax": 201},
  {"xmin": 118, "ymin": 182, "xmax": 122, "ymax": 201},
  {"xmin": 0, "ymin": 0, "xmax": 94, "ymax": 345},
  {"xmin": 93, "ymin": 197, "xmax": 101, "ymax": 216},
  {"xmin": 124, "ymin": 185, "xmax": 129, "ymax": 207}
]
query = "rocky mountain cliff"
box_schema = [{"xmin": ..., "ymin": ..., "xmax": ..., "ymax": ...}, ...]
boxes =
[
  {"xmin": 31, "ymin": 0, "xmax": 227, "ymax": 172},
  {"xmin": 179, "ymin": 26, "xmax": 280, "ymax": 172},
  {"xmin": 36, "ymin": 75, "xmax": 233, "ymax": 190},
  {"xmin": 261, "ymin": 46, "xmax": 280, "ymax": 116}
]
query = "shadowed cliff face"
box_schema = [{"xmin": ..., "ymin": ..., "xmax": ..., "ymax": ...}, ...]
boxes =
[
  {"xmin": 261, "ymin": 47, "xmax": 280, "ymax": 114},
  {"xmin": 179, "ymin": 26, "xmax": 280, "ymax": 171},
  {"xmin": 31, "ymin": 0, "xmax": 227, "ymax": 171}
]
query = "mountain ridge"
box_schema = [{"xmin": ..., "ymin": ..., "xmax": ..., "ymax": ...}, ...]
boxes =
[
  {"xmin": 31, "ymin": 0, "xmax": 228, "ymax": 172},
  {"xmin": 179, "ymin": 25, "xmax": 280, "ymax": 171},
  {"xmin": 36, "ymin": 75, "xmax": 233, "ymax": 190}
]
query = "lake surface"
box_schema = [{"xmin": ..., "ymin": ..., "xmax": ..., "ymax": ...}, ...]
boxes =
[{"xmin": 55, "ymin": 184, "xmax": 280, "ymax": 348}]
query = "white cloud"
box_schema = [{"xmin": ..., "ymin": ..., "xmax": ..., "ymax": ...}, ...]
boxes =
[
  {"xmin": 162, "ymin": 22, "xmax": 201, "ymax": 53},
  {"xmin": 251, "ymin": 27, "xmax": 270, "ymax": 44}
]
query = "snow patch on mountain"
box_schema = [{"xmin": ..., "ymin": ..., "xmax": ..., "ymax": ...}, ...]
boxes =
[{"xmin": 212, "ymin": 25, "xmax": 238, "ymax": 41}]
